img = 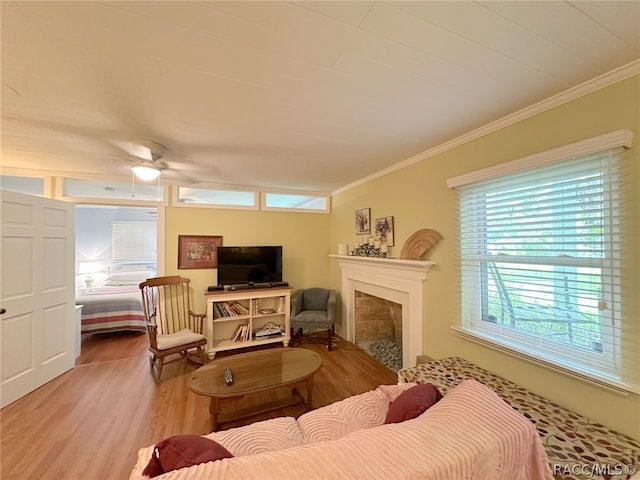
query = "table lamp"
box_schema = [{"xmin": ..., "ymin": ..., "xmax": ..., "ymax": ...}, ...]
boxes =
[{"xmin": 78, "ymin": 261, "xmax": 102, "ymax": 288}]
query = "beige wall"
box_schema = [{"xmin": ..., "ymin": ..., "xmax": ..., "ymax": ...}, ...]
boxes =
[
  {"xmin": 329, "ymin": 75, "xmax": 640, "ymax": 440},
  {"xmin": 164, "ymin": 205, "xmax": 332, "ymax": 314}
]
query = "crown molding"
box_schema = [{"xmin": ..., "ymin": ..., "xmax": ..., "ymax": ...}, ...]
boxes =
[
  {"xmin": 446, "ymin": 129, "xmax": 633, "ymax": 189},
  {"xmin": 332, "ymin": 59, "xmax": 640, "ymax": 196}
]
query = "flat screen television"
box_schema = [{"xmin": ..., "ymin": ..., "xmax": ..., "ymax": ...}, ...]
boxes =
[{"xmin": 216, "ymin": 246, "xmax": 283, "ymax": 286}]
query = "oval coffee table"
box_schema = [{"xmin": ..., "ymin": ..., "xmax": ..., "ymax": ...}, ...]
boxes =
[{"xmin": 189, "ymin": 347, "xmax": 322, "ymax": 430}]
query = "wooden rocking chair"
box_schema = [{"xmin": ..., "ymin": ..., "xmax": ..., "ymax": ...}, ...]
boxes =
[{"xmin": 139, "ymin": 276, "xmax": 207, "ymax": 382}]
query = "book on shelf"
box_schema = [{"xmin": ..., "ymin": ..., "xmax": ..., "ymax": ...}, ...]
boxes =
[
  {"xmin": 214, "ymin": 303, "xmax": 227, "ymax": 317},
  {"xmin": 242, "ymin": 324, "xmax": 250, "ymax": 341},
  {"xmin": 252, "ymin": 299, "xmax": 261, "ymax": 315},
  {"xmin": 230, "ymin": 323, "xmax": 242, "ymax": 341},
  {"xmin": 231, "ymin": 322, "xmax": 250, "ymax": 342},
  {"xmin": 252, "ymin": 297, "xmax": 285, "ymax": 315},
  {"xmin": 215, "ymin": 301, "xmax": 250, "ymax": 317},
  {"xmin": 277, "ymin": 296, "xmax": 285, "ymax": 312},
  {"xmin": 230, "ymin": 301, "xmax": 250, "ymax": 315}
]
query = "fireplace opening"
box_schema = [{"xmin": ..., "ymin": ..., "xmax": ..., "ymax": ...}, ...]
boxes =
[
  {"xmin": 355, "ymin": 291, "xmax": 402, "ymax": 371},
  {"xmin": 333, "ymin": 254, "xmax": 434, "ymax": 369}
]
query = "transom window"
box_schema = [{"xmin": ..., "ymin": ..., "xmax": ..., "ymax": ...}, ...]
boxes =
[
  {"xmin": 449, "ymin": 130, "xmax": 638, "ymax": 393},
  {"xmin": 262, "ymin": 192, "xmax": 329, "ymax": 212},
  {"xmin": 0, "ymin": 175, "xmax": 45, "ymax": 196},
  {"xmin": 173, "ymin": 186, "xmax": 257, "ymax": 209}
]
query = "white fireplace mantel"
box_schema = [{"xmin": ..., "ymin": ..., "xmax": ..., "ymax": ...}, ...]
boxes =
[{"xmin": 329, "ymin": 254, "xmax": 435, "ymax": 368}]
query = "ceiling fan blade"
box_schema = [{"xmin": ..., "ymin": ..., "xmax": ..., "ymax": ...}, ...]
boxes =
[
  {"xmin": 109, "ymin": 139, "xmax": 151, "ymax": 160},
  {"xmin": 127, "ymin": 142, "xmax": 153, "ymax": 161}
]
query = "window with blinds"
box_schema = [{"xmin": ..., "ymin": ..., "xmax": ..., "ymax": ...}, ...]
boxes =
[
  {"xmin": 112, "ymin": 222, "xmax": 157, "ymax": 262},
  {"xmin": 448, "ymin": 130, "xmax": 638, "ymax": 393}
]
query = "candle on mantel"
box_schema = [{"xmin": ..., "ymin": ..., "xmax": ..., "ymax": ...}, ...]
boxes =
[
  {"xmin": 381, "ymin": 244, "xmax": 388, "ymax": 253},
  {"xmin": 374, "ymin": 240, "xmax": 381, "ymax": 249}
]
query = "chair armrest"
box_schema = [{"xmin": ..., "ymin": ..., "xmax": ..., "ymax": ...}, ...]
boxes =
[
  {"xmin": 291, "ymin": 290, "xmax": 303, "ymax": 316},
  {"xmin": 189, "ymin": 311, "xmax": 206, "ymax": 334},
  {"xmin": 146, "ymin": 321, "xmax": 158, "ymax": 349},
  {"xmin": 327, "ymin": 290, "xmax": 337, "ymax": 324}
]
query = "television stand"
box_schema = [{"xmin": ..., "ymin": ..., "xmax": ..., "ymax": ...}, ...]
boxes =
[{"xmin": 204, "ymin": 286, "xmax": 292, "ymax": 358}]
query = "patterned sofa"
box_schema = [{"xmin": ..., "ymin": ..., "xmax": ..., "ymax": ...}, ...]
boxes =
[
  {"xmin": 398, "ymin": 357, "xmax": 640, "ymax": 480},
  {"xmin": 130, "ymin": 379, "xmax": 552, "ymax": 479}
]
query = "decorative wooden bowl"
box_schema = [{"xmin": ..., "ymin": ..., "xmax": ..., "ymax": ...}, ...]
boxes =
[{"xmin": 399, "ymin": 229, "xmax": 442, "ymax": 260}]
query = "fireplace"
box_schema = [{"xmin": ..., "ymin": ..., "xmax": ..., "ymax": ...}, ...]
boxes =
[
  {"xmin": 355, "ymin": 291, "xmax": 403, "ymax": 370},
  {"xmin": 330, "ymin": 255, "xmax": 435, "ymax": 369}
]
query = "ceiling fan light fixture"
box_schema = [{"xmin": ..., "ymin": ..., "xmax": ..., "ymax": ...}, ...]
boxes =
[{"xmin": 131, "ymin": 165, "xmax": 162, "ymax": 181}]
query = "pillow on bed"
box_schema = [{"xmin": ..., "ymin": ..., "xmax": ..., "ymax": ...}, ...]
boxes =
[
  {"xmin": 142, "ymin": 434, "xmax": 233, "ymax": 477},
  {"xmin": 384, "ymin": 383, "xmax": 442, "ymax": 424},
  {"xmin": 102, "ymin": 271, "xmax": 154, "ymax": 286}
]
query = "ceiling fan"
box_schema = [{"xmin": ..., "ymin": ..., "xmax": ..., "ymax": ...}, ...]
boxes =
[
  {"xmin": 115, "ymin": 139, "xmax": 202, "ymax": 184},
  {"xmin": 125, "ymin": 140, "xmax": 166, "ymax": 181}
]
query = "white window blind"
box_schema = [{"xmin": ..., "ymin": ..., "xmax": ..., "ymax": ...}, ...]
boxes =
[
  {"xmin": 450, "ymin": 132, "xmax": 638, "ymax": 393},
  {"xmin": 112, "ymin": 222, "xmax": 157, "ymax": 262}
]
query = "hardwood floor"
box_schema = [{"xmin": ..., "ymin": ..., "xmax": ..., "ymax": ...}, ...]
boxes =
[{"xmin": 0, "ymin": 332, "xmax": 397, "ymax": 480}]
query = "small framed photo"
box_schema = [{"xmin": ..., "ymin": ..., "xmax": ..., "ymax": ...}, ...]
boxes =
[
  {"xmin": 178, "ymin": 235, "xmax": 223, "ymax": 269},
  {"xmin": 375, "ymin": 216, "xmax": 394, "ymax": 246},
  {"xmin": 355, "ymin": 208, "xmax": 371, "ymax": 234}
]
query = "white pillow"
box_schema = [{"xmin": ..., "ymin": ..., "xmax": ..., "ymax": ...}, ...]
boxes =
[
  {"xmin": 117, "ymin": 264, "xmax": 152, "ymax": 272},
  {"xmin": 297, "ymin": 383, "xmax": 416, "ymax": 444},
  {"xmin": 102, "ymin": 270, "xmax": 154, "ymax": 286}
]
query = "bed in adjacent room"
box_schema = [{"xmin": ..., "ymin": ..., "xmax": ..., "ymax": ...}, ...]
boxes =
[{"xmin": 77, "ymin": 269, "xmax": 154, "ymax": 335}]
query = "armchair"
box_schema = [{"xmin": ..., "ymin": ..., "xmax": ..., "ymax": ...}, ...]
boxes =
[
  {"xmin": 290, "ymin": 288, "xmax": 336, "ymax": 350},
  {"xmin": 139, "ymin": 276, "xmax": 207, "ymax": 382}
]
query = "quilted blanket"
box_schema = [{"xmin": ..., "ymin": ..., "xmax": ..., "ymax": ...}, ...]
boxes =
[
  {"xmin": 398, "ymin": 357, "xmax": 640, "ymax": 480},
  {"xmin": 130, "ymin": 379, "xmax": 552, "ymax": 480}
]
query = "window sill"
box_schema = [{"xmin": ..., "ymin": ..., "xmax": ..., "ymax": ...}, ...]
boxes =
[{"xmin": 451, "ymin": 325, "xmax": 639, "ymax": 395}]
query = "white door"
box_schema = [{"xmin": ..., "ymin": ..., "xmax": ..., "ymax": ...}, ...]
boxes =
[{"xmin": 0, "ymin": 191, "xmax": 76, "ymax": 407}]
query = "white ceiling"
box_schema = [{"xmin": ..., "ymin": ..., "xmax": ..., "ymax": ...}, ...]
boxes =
[{"xmin": 2, "ymin": 1, "xmax": 639, "ymax": 193}]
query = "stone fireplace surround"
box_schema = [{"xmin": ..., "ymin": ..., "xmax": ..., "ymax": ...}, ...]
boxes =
[{"xmin": 330, "ymin": 255, "xmax": 435, "ymax": 368}]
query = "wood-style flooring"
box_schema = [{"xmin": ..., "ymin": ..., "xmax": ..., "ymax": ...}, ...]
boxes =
[{"xmin": 0, "ymin": 332, "xmax": 397, "ymax": 480}]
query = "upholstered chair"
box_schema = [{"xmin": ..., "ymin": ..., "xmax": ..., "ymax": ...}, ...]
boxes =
[{"xmin": 290, "ymin": 288, "xmax": 336, "ymax": 350}]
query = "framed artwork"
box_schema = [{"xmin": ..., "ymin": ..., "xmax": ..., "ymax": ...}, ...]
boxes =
[
  {"xmin": 178, "ymin": 235, "xmax": 223, "ymax": 269},
  {"xmin": 375, "ymin": 216, "xmax": 394, "ymax": 246},
  {"xmin": 355, "ymin": 208, "xmax": 371, "ymax": 234}
]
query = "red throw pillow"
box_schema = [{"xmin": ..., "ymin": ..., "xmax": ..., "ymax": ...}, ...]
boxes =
[
  {"xmin": 384, "ymin": 383, "xmax": 443, "ymax": 424},
  {"xmin": 142, "ymin": 434, "xmax": 233, "ymax": 478}
]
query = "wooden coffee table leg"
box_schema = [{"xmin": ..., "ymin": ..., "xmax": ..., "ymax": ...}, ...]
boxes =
[
  {"xmin": 294, "ymin": 376, "xmax": 315, "ymax": 410},
  {"xmin": 209, "ymin": 397, "xmax": 220, "ymax": 431},
  {"xmin": 306, "ymin": 376, "xmax": 314, "ymax": 407}
]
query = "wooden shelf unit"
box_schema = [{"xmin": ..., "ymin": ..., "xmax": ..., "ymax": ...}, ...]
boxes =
[{"xmin": 205, "ymin": 287, "xmax": 291, "ymax": 358}]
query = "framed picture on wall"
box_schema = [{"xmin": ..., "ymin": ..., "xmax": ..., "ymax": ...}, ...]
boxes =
[
  {"xmin": 375, "ymin": 216, "xmax": 394, "ymax": 246},
  {"xmin": 178, "ymin": 235, "xmax": 223, "ymax": 269},
  {"xmin": 355, "ymin": 208, "xmax": 371, "ymax": 234}
]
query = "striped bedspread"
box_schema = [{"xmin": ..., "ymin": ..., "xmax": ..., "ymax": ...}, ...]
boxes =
[{"xmin": 77, "ymin": 289, "xmax": 146, "ymax": 334}]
